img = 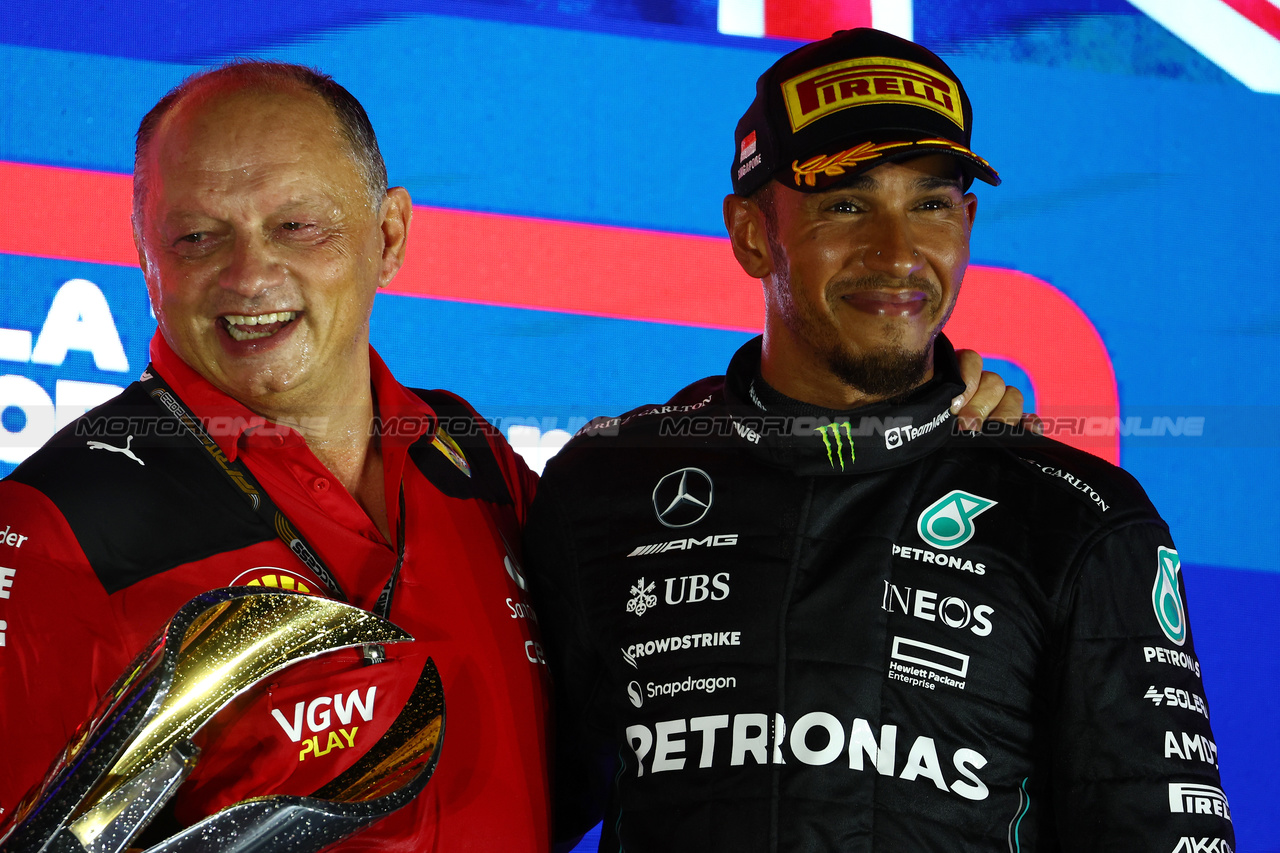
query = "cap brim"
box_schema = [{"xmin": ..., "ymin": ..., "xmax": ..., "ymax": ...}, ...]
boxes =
[{"xmin": 784, "ymin": 135, "xmax": 1000, "ymax": 192}]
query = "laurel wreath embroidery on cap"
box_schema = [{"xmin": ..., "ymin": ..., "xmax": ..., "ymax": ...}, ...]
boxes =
[
  {"xmin": 791, "ymin": 138, "xmax": 995, "ymax": 187},
  {"xmin": 791, "ymin": 141, "xmax": 913, "ymax": 187}
]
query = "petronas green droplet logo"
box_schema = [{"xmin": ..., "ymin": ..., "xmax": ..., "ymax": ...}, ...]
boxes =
[
  {"xmin": 1152, "ymin": 546, "xmax": 1186, "ymax": 646},
  {"xmin": 917, "ymin": 490, "xmax": 997, "ymax": 550}
]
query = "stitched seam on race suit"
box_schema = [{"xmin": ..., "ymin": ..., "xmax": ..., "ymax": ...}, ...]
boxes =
[{"xmin": 772, "ymin": 477, "xmax": 816, "ymax": 853}]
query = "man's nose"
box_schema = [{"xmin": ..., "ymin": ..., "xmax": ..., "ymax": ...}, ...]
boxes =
[
  {"xmin": 220, "ymin": 234, "xmax": 284, "ymax": 297},
  {"xmin": 863, "ymin": 216, "xmax": 924, "ymax": 279}
]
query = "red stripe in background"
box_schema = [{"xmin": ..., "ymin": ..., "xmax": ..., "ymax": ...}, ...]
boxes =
[
  {"xmin": 0, "ymin": 161, "xmax": 136, "ymax": 265},
  {"xmin": 1220, "ymin": 0, "xmax": 1280, "ymax": 40},
  {"xmin": 764, "ymin": 0, "xmax": 874, "ymax": 42},
  {"xmin": 0, "ymin": 159, "xmax": 1118, "ymax": 462}
]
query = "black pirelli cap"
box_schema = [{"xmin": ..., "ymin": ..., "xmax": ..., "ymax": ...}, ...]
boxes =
[{"xmin": 731, "ymin": 27, "xmax": 1000, "ymax": 197}]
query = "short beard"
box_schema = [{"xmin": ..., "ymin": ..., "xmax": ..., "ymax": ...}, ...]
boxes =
[
  {"xmin": 757, "ymin": 184, "xmax": 944, "ymax": 402},
  {"xmin": 826, "ymin": 343, "xmax": 930, "ymax": 400}
]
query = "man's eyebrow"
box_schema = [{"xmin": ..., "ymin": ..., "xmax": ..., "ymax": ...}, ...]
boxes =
[
  {"xmin": 914, "ymin": 174, "xmax": 964, "ymax": 191},
  {"xmin": 826, "ymin": 172, "xmax": 963, "ymax": 194},
  {"xmin": 839, "ymin": 174, "xmax": 878, "ymax": 191}
]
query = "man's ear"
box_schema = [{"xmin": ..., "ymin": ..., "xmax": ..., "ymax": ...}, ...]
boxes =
[
  {"xmin": 378, "ymin": 186, "xmax": 413, "ymax": 288},
  {"xmin": 722, "ymin": 193, "xmax": 774, "ymax": 280},
  {"xmin": 132, "ymin": 214, "xmax": 163, "ymax": 314},
  {"xmin": 132, "ymin": 215, "xmax": 149, "ymax": 278}
]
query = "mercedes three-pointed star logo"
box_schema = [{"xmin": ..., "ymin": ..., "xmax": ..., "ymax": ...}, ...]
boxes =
[{"xmin": 651, "ymin": 467, "xmax": 714, "ymax": 528}]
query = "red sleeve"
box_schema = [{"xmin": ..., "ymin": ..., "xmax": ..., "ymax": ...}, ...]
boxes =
[
  {"xmin": 484, "ymin": 427, "xmax": 538, "ymax": 525},
  {"xmin": 0, "ymin": 482, "xmax": 132, "ymax": 824}
]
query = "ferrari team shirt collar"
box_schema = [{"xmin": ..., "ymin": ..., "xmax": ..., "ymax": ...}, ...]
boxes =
[{"xmin": 146, "ymin": 333, "xmax": 437, "ymax": 464}]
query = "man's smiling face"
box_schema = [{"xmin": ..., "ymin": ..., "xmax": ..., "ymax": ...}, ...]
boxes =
[
  {"xmin": 135, "ymin": 82, "xmax": 392, "ymax": 412},
  {"xmin": 746, "ymin": 154, "xmax": 977, "ymax": 405}
]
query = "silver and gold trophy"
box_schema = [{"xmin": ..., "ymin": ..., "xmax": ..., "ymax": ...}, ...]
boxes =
[{"xmin": 0, "ymin": 587, "xmax": 444, "ymax": 853}]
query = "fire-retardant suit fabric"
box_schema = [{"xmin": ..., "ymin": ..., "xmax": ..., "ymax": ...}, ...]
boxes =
[{"xmin": 525, "ymin": 335, "xmax": 1232, "ymax": 853}]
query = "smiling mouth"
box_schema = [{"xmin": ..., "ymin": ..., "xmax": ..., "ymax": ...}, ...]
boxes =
[
  {"xmin": 221, "ymin": 311, "xmax": 299, "ymax": 341},
  {"xmin": 841, "ymin": 290, "xmax": 929, "ymax": 317}
]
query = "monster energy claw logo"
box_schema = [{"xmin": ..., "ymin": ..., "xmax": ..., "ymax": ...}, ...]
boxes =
[
  {"xmin": 1153, "ymin": 546, "xmax": 1187, "ymax": 646},
  {"xmin": 917, "ymin": 490, "xmax": 997, "ymax": 550},
  {"xmin": 816, "ymin": 421, "xmax": 855, "ymax": 470}
]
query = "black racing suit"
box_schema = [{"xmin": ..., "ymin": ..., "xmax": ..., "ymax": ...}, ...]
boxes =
[{"xmin": 524, "ymin": 336, "xmax": 1233, "ymax": 852}]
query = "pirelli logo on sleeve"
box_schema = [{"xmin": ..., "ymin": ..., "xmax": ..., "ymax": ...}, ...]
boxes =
[{"xmin": 781, "ymin": 57, "xmax": 964, "ymax": 132}]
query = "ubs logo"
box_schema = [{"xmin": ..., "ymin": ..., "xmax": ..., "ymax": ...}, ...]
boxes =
[{"xmin": 652, "ymin": 468, "xmax": 713, "ymax": 528}]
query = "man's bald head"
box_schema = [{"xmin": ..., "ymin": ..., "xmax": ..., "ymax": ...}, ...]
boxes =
[{"xmin": 132, "ymin": 61, "xmax": 387, "ymax": 225}]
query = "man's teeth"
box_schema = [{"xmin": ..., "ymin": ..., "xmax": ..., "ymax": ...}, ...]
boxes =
[
  {"xmin": 224, "ymin": 311, "xmax": 297, "ymax": 326},
  {"xmin": 224, "ymin": 311, "xmax": 297, "ymax": 341}
]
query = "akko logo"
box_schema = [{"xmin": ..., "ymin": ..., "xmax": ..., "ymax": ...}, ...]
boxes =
[
  {"xmin": 1172, "ymin": 838, "xmax": 1233, "ymax": 853},
  {"xmin": 1153, "ymin": 547, "xmax": 1187, "ymax": 646},
  {"xmin": 271, "ymin": 686, "xmax": 377, "ymax": 762},
  {"xmin": 917, "ymin": 490, "xmax": 996, "ymax": 550}
]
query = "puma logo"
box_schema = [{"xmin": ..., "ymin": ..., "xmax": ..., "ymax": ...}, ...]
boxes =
[{"xmin": 86, "ymin": 435, "xmax": 144, "ymax": 466}]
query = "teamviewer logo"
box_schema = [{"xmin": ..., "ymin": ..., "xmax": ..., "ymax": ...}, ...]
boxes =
[{"xmin": 885, "ymin": 426, "xmax": 904, "ymax": 449}]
